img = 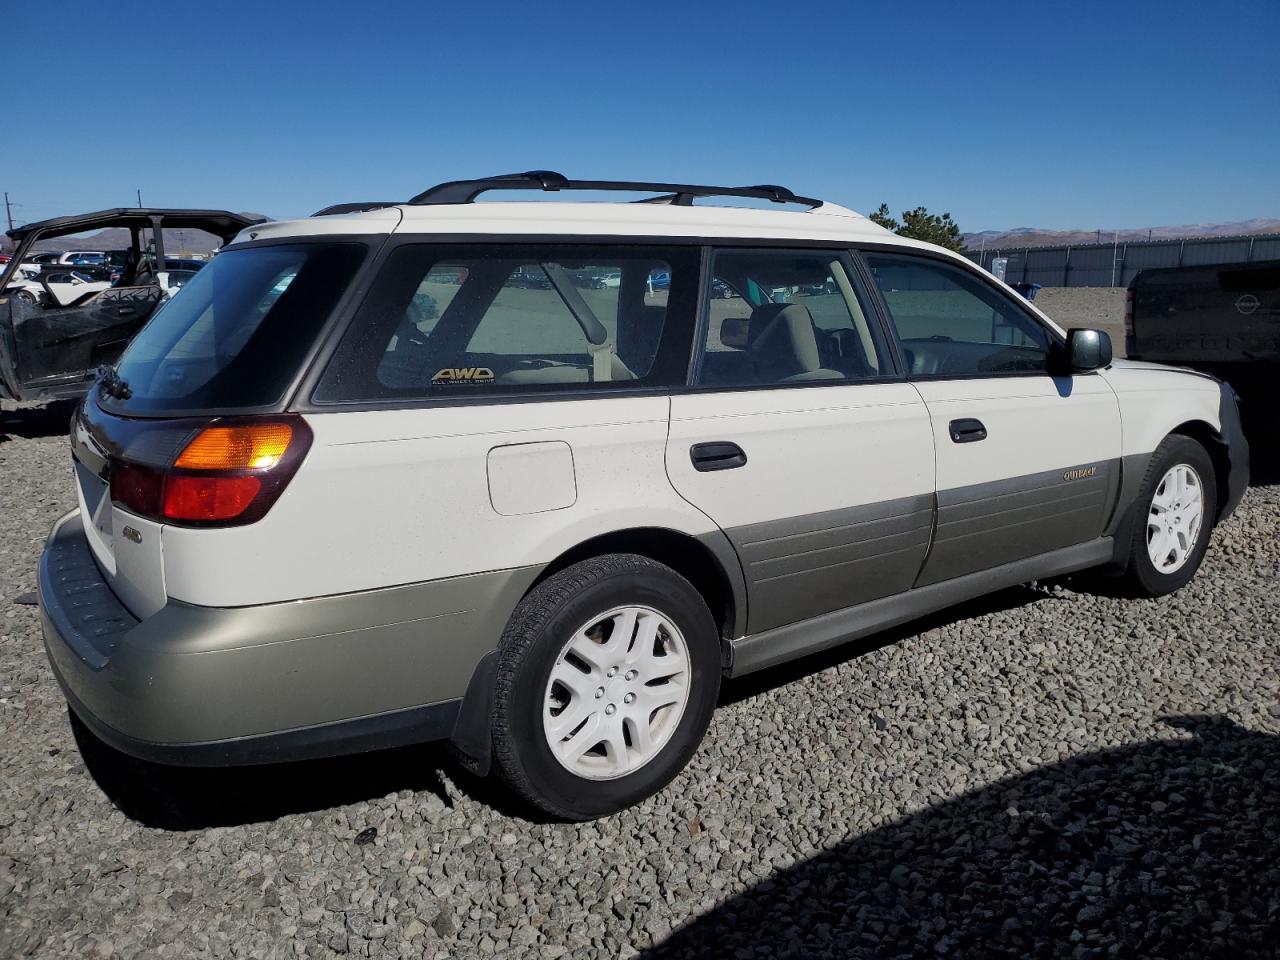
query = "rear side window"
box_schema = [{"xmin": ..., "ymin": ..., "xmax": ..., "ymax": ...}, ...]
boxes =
[
  {"xmin": 695, "ymin": 249, "xmax": 893, "ymax": 388},
  {"xmin": 103, "ymin": 242, "xmax": 367, "ymax": 414},
  {"xmin": 315, "ymin": 244, "xmax": 698, "ymax": 402},
  {"xmin": 865, "ymin": 253, "xmax": 1052, "ymax": 376}
]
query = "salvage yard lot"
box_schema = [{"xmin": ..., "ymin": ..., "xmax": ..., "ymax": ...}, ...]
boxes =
[{"xmin": 2, "ymin": 402, "xmax": 1278, "ymax": 959}]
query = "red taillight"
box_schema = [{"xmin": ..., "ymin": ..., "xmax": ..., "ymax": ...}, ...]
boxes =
[
  {"xmin": 108, "ymin": 415, "xmax": 311, "ymax": 527},
  {"xmin": 110, "ymin": 461, "xmax": 165, "ymax": 517},
  {"xmin": 163, "ymin": 475, "xmax": 263, "ymax": 522}
]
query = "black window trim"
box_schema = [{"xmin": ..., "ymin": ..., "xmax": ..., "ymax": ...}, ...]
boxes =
[
  {"xmin": 274, "ymin": 230, "xmax": 1083, "ymax": 414},
  {"xmin": 683, "ymin": 244, "xmax": 907, "ymax": 396},
  {"xmin": 854, "ymin": 245, "xmax": 1071, "ymax": 383},
  {"xmin": 298, "ymin": 237, "xmax": 702, "ymax": 410}
]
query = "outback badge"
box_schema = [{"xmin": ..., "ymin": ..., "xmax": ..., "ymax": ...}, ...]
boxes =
[{"xmin": 1062, "ymin": 465, "xmax": 1097, "ymax": 482}]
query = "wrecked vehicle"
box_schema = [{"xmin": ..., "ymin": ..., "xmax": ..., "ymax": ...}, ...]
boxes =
[{"xmin": 0, "ymin": 208, "xmax": 263, "ymax": 401}]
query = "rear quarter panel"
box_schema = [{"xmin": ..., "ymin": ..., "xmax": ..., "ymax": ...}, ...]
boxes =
[{"xmin": 161, "ymin": 396, "xmax": 717, "ymax": 607}]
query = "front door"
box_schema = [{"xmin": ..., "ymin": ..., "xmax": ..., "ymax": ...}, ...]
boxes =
[
  {"xmin": 862, "ymin": 251, "xmax": 1122, "ymax": 586},
  {"xmin": 666, "ymin": 248, "xmax": 935, "ymax": 635}
]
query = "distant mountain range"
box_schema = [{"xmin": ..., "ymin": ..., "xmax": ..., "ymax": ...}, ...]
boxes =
[
  {"xmin": 963, "ymin": 218, "xmax": 1280, "ymax": 251},
  {"xmin": 21, "ymin": 216, "xmax": 268, "ymax": 256}
]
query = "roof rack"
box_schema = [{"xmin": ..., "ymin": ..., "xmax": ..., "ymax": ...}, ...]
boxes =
[{"xmin": 406, "ymin": 170, "xmax": 823, "ymax": 208}]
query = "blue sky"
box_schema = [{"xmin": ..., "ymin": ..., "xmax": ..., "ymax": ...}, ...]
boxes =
[{"xmin": 3, "ymin": 0, "xmax": 1277, "ymax": 232}]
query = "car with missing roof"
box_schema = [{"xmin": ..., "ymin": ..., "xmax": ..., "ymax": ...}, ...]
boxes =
[
  {"xmin": 40, "ymin": 172, "xmax": 1248, "ymax": 819},
  {"xmin": 0, "ymin": 208, "xmax": 263, "ymax": 401}
]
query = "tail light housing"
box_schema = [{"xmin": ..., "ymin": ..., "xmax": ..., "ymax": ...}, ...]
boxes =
[{"xmin": 110, "ymin": 415, "xmax": 312, "ymax": 526}]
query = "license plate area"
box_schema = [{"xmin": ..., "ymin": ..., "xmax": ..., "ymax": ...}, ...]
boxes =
[{"xmin": 74, "ymin": 459, "xmax": 115, "ymax": 569}]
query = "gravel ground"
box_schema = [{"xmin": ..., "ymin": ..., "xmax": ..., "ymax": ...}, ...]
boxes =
[{"xmin": 2, "ymin": 401, "xmax": 1278, "ymax": 959}]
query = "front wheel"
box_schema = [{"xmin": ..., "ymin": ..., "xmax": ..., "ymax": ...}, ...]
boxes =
[
  {"xmin": 1119, "ymin": 435, "xmax": 1217, "ymax": 597},
  {"xmin": 491, "ymin": 554, "xmax": 721, "ymax": 819}
]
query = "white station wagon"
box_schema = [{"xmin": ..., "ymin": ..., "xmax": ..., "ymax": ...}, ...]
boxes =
[{"xmin": 40, "ymin": 172, "xmax": 1248, "ymax": 818}]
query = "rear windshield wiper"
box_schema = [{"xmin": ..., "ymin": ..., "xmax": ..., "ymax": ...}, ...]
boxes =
[{"xmin": 97, "ymin": 365, "xmax": 132, "ymax": 400}]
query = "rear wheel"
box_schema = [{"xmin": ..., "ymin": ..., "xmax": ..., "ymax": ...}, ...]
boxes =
[
  {"xmin": 13, "ymin": 290, "xmax": 37, "ymax": 305},
  {"xmin": 491, "ymin": 554, "xmax": 720, "ymax": 819},
  {"xmin": 1118, "ymin": 435, "xmax": 1217, "ymax": 596}
]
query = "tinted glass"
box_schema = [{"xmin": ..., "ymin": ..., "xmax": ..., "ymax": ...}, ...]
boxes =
[
  {"xmin": 317, "ymin": 244, "xmax": 697, "ymax": 402},
  {"xmin": 865, "ymin": 253, "xmax": 1052, "ymax": 376},
  {"xmin": 102, "ymin": 242, "xmax": 366, "ymax": 413},
  {"xmin": 696, "ymin": 250, "xmax": 891, "ymax": 387}
]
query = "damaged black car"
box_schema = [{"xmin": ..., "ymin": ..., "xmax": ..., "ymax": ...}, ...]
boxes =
[{"xmin": 0, "ymin": 208, "xmax": 263, "ymax": 401}]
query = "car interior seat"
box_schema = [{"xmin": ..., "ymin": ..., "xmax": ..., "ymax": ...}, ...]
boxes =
[{"xmin": 747, "ymin": 303, "xmax": 844, "ymax": 382}]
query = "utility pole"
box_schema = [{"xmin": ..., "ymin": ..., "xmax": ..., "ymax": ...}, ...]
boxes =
[
  {"xmin": 3, "ymin": 192, "xmax": 13, "ymax": 232},
  {"xmin": 136, "ymin": 188, "xmax": 143, "ymax": 208}
]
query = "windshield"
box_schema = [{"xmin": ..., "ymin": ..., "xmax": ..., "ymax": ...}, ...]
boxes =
[{"xmin": 101, "ymin": 242, "xmax": 366, "ymax": 414}]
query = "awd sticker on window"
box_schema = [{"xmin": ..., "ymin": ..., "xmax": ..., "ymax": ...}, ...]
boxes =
[{"xmin": 432, "ymin": 367, "xmax": 495, "ymax": 384}]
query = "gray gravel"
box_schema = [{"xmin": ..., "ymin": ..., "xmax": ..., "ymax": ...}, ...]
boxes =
[{"xmin": 2, "ymin": 401, "xmax": 1278, "ymax": 959}]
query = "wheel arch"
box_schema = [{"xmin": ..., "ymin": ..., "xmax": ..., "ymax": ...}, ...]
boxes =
[
  {"xmin": 1167, "ymin": 418, "xmax": 1231, "ymax": 519},
  {"xmin": 530, "ymin": 526, "xmax": 746, "ymax": 644},
  {"xmin": 449, "ymin": 525, "xmax": 747, "ymax": 776}
]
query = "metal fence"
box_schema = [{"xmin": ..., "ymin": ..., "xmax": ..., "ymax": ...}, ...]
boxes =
[{"xmin": 965, "ymin": 233, "xmax": 1280, "ymax": 287}]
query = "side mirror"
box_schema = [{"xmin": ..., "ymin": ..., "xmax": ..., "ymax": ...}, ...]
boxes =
[{"xmin": 1064, "ymin": 327, "xmax": 1112, "ymax": 372}]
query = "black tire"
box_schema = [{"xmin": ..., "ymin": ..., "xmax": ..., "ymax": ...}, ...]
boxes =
[
  {"xmin": 1118, "ymin": 435, "xmax": 1217, "ymax": 597},
  {"xmin": 491, "ymin": 553, "xmax": 721, "ymax": 820},
  {"xmin": 14, "ymin": 290, "xmax": 37, "ymax": 305}
]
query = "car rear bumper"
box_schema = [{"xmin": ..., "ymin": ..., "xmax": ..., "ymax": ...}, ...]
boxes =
[{"xmin": 40, "ymin": 510, "xmax": 539, "ymax": 766}]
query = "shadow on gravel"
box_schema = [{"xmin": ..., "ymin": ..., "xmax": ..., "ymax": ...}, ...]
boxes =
[
  {"xmin": 0, "ymin": 400, "xmax": 78, "ymax": 441},
  {"xmin": 644, "ymin": 715, "xmax": 1280, "ymax": 960},
  {"xmin": 720, "ymin": 585, "xmax": 1048, "ymax": 706},
  {"xmin": 71, "ymin": 714, "xmax": 455, "ymax": 830}
]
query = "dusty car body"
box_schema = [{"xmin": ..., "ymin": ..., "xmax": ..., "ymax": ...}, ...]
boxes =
[{"xmin": 0, "ymin": 208, "xmax": 264, "ymax": 401}]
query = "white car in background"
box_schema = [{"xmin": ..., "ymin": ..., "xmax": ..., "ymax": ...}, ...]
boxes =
[
  {"xmin": 4, "ymin": 265, "xmax": 112, "ymax": 307},
  {"xmin": 39, "ymin": 172, "xmax": 1249, "ymax": 820}
]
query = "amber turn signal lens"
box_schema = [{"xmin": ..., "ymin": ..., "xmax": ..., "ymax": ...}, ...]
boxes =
[{"xmin": 174, "ymin": 423, "xmax": 294, "ymax": 471}]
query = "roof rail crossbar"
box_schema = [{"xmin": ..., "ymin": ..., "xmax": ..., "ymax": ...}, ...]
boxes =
[{"xmin": 408, "ymin": 171, "xmax": 822, "ymax": 208}]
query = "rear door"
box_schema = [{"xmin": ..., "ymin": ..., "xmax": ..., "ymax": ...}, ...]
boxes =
[
  {"xmin": 667, "ymin": 248, "xmax": 935, "ymax": 635},
  {"xmin": 862, "ymin": 251, "xmax": 1122, "ymax": 586}
]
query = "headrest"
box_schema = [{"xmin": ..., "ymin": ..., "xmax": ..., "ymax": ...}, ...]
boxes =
[{"xmin": 747, "ymin": 302, "xmax": 823, "ymax": 380}]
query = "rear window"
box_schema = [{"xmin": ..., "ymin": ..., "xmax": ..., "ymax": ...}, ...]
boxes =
[{"xmin": 102, "ymin": 242, "xmax": 366, "ymax": 414}]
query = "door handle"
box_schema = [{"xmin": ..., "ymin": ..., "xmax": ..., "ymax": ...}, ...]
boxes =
[
  {"xmin": 690, "ymin": 441, "xmax": 747, "ymax": 472},
  {"xmin": 949, "ymin": 418, "xmax": 987, "ymax": 443}
]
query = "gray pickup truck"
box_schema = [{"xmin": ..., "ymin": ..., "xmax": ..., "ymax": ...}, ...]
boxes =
[
  {"xmin": 1126, "ymin": 259, "xmax": 1278, "ymax": 444},
  {"xmin": 1126, "ymin": 259, "xmax": 1279, "ymax": 373}
]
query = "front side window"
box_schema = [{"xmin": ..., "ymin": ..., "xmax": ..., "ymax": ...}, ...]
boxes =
[
  {"xmin": 316, "ymin": 244, "xmax": 697, "ymax": 402},
  {"xmin": 864, "ymin": 253, "xmax": 1052, "ymax": 376},
  {"xmin": 696, "ymin": 249, "xmax": 892, "ymax": 388}
]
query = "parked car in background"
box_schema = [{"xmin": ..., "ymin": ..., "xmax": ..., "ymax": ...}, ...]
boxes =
[
  {"xmin": 58, "ymin": 250, "xmax": 109, "ymax": 266},
  {"xmin": 1126, "ymin": 259, "xmax": 1279, "ymax": 443},
  {"xmin": 5, "ymin": 265, "xmax": 113, "ymax": 307},
  {"xmin": 0, "ymin": 207, "xmax": 264, "ymax": 401},
  {"xmin": 20, "ymin": 251, "xmax": 61, "ymax": 271},
  {"xmin": 39, "ymin": 172, "xmax": 1247, "ymax": 821}
]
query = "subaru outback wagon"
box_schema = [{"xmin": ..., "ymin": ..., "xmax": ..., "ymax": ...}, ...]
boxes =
[{"xmin": 40, "ymin": 172, "xmax": 1248, "ymax": 819}]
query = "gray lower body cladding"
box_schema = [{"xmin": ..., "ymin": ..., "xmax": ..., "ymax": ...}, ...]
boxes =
[
  {"xmin": 729, "ymin": 494, "xmax": 934, "ymax": 634},
  {"xmin": 918, "ymin": 461, "xmax": 1119, "ymax": 586},
  {"xmin": 40, "ymin": 511, "xmax": 541, "ymax": 765}
]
